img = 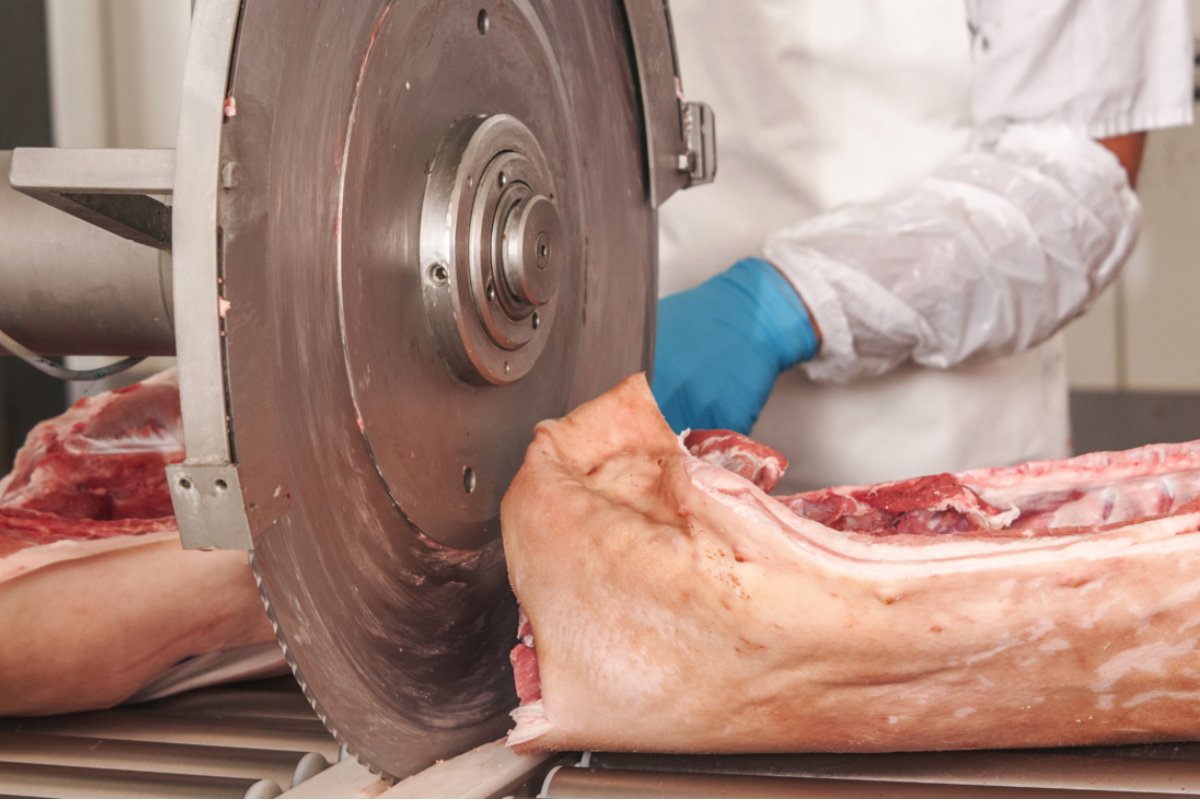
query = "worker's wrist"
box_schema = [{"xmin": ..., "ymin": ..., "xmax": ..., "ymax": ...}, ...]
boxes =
[{"xmin": 727, "ymin": 258, "xmax": 821, "ymax": 370}]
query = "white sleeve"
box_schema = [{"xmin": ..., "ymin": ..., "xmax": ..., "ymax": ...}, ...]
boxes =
[
  {"xmin": 767, "ymin": 124, "xmax": 1139, "ymax": 383},
  {"xmin": 765, "ymin": 1, "xmax": 1194, "ymax": 385},
  {"xmin": 967, "ymin": 0, "xmax": 1194, "ymax": 141}
]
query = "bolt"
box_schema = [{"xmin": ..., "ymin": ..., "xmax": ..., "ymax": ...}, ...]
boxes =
[
  {"xmin": 463, "ymin": 466, "xmax": 477, "ymax": 493},
  {"xmin": 486, "ymin": 281, "xmax": 496, "ymax": 302},
  {"xmin": 532, "ymin": 311, "xmax": 541, "ymax": 330},
  {"xmin": 476, "ymin": 9, "xmax": 489, "ymax": 34},
  {"xmin": 429, "ymin": 263, "xmax": 450, "ymax": 284}
]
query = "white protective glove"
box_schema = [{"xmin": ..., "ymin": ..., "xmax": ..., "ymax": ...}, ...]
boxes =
[{"xmin": 766, "ymin": 123, "xmax": 1140, "ymax": 384}]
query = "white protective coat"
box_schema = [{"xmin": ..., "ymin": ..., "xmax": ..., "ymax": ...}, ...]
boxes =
[{"xmin": 659, "ymin": 0, "xmax": 1194, "ymax": 492}]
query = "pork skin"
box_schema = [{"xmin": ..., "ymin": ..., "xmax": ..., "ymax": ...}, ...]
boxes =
[{"xmin": 501, "ymin": 374, "xmax": 1200, "ymax": 753}]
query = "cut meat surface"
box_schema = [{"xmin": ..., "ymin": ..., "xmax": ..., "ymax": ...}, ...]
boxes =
[
  {"xmin": 0, "ymin": 373, "xmax": 182, "ymax": 521},
  {"xmin": 684, "ymin": 429, "xmax": 788, "ymax": 494},
  {"xmin": 0, "ymin": 372, "xmax": 282, "ymax": 716},
  {"xmin": 0, "ymin": 509, "xmax": 174, "ymax": 561},
  {"xmin": 787, "ymin": 474, "xmax": 1019, "ymax": 535},
  {"xmin": 0, "ymin": 371, "xmax": 184, "ymax": 568},
  {"xmin": 501, "ymin": 374, "xmax": 1200, "ymax": 754},
  {"xmin": 788, "ymin": 442, "xmax": 1200, "ymax": 537}
]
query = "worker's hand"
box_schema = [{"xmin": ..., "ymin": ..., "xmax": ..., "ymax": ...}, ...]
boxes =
[{"xmin": 652, "ymin": 258, "xmax": 820, "ymax": 434}]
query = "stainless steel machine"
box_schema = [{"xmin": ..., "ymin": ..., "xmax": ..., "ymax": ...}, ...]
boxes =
[{"xmin": 0, "ymin": 0, "xmax": 713, "ymax": 784}]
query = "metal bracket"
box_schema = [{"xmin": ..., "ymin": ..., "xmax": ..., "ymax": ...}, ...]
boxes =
[
  {"xmin": 166, "ymin": 463, "xmax": 253, "ymax": 550},
  {"xmin": 680, "ymin": 100, "xmax": 716, "ymax": 185},
  {"xmin": 8, "ymin": 148, "xmax": 175, "ymax": 250},
  {"xmin": 168, "ymin": 0, "xmax": 244, "ymax": 552},
  {"xmin": 621, "ymin": 0, "xmax": 717, "ymax": 208}
]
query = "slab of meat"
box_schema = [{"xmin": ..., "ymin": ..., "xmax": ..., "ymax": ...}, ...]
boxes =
[
  {"xmin": 0, "ymin": 372, "xmax": 282, "ymax": 716},
  {"xmin": 501, "ymin": 374, "xmax": 1200, "ymax": 753}
]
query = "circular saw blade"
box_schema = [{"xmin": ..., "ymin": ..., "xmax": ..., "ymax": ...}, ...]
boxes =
[{"xmin": 215, "ymin": 0, "xmax": 655, "ymax": 779}]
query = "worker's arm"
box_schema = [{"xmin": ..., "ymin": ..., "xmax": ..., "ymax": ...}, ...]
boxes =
[
  {"xmin": 654, "ymin": 127, "xmax": 1146, "ymax": 435},
  {"xmin": 653, "ymin": 0, "xmax": 1190, "ymax": 434},
  {"xmin": 1100, "ymin": 132, "xmax": 1147, "ymax": 189},
  {"xmin": 654, "ymin": 126, "xmax": 1149, "ymax": 435}
]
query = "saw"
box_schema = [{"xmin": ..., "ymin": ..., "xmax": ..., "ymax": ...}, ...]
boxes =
[{"xmin": 0, "ymin": 0, "xmax": 712, "ymax": 780}]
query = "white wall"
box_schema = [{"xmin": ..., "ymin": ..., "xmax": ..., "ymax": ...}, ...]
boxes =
[
  {"xmin": 1064, "ymin": 16, "xmax": 1200, "ymax": 391},
  {"xmin": 45, "ymin": 0, "xmax": 190, "ymax": 149}
]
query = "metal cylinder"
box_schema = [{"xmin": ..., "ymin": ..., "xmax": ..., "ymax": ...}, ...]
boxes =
[{"xmin": 0, "ymin": 150, "xmax": 175, "ymax": 356}]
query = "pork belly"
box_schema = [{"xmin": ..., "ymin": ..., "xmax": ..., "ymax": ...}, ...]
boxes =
[
  {"xmin": 0, "ymin": 372, "xmax": 280, "ymax": 715},
  {"xmin": 501, "ymin": 374, "xmax": 1200, "ymax": 753}
]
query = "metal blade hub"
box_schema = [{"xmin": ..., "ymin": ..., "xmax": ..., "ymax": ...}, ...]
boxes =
[{"xmin": 421, "ymin": 114, "xmax": 562, "ymax": 385}]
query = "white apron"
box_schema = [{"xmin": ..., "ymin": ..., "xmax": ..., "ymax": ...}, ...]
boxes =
[{"xmin": 659, "ymin": 0, "xmax": 1070, "ymax": 492}]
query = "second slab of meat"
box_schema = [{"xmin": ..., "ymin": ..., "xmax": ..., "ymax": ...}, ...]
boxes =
[
  {"xmin": 502, "ymin": 374, "xmax": 1200, "ymax": 753},
  {"xmin": 0, "ymin": 372, "xmax": 282, "ymax": 716}
]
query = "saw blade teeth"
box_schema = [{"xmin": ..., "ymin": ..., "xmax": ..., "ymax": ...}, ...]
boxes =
[{"xmin": 250, "ymin": 552, "xmax": 397, "ymax": 783}]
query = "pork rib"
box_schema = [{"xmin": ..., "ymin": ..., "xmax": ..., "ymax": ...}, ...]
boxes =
[
  {"xmin": 0, "ymin": 372, "xmax": 281, "ymax": 716},
  {"xmin": 501, "ymin": 373, "xmax": 1200, "ymax": 753}
]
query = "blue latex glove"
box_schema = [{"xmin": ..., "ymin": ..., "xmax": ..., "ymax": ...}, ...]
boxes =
[{"xmin": 652, "ymin": 258, "xmax": 820, "ymax": 434}]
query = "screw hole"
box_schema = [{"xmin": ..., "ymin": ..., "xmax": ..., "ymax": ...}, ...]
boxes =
[
  {"xmin": 486, "ymin": 281, "xmax": 496, "ymax": 302},
  {"xmin": 498, "ymin": 171, "xmax": 507, "ymax": 188},
  {"xmin": 463, "ymin": 466, "xmax": 477, "ymax": 494},
  {"xmin": 178, "ymin": 478, "xmax": 193, "ymax": 491},
  {"xmin": 531, "ymin": 311, "xmax": 541, "ymax": 330},
  {"xmin": 538, "ymin": 242, "xmax": 549, "ymax": 259},
  {"xmin": 215, "ymin": 479, "xmax": 228, "ymax": 491},
  {"xmin": 476, "ymin": 9, "xmax": 489, "ymax": 34},
  {"xmin": 504, "ymin": 361, "xmax": 511, "ymax": 374},
  {"xmin": 429, "ymin": 263, "xmax": 450, "ymax": 284}
]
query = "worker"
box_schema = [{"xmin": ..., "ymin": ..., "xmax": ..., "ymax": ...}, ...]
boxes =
[{"xmin": 653, "ymin": 1, "xmax": 1195, "ymax": 492}]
